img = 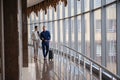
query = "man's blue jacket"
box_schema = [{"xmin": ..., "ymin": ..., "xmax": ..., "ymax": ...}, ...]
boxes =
[{"xmin": 40, "ymin": 30, "xmax": 51, "ymax": 43}]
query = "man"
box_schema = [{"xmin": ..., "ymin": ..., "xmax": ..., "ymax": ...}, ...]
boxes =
[
  {"xmin": 31, "ymin": 26, "xmax": 39, "ymax": 59},
  {"xmin": 40, "ymin": 26, "xmax": 51, "ymax": 60}
]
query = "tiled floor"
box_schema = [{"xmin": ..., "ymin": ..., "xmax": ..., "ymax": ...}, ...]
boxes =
[{"xmin": 22, "ymin": 46, "xmax": 99, "ymax": 80}]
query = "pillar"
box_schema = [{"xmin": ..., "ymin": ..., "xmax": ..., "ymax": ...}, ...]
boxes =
[
  {"xmin": 117, "ymin": 0, "xmax": 120, "ymax": 76},
  {"xmin": 3, "ymin": 0, "xmax": 19, "ymax": 79},
  {"xmin": 0, "ymin": 0, "xmax": 5, "ymax": 79},
  {"xmin": 22, "ymin": 0, "xmax": 28, "ymax": 67}
]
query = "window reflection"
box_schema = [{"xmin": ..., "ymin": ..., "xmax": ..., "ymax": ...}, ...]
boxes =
[
  {"xmin": 84, "ymin": 0, "xmax": 90, "ymax": 11},
  {"xmin": 54, "ymin": 21, "xmax": 58, "ymax": 43},
  {"xmin": 106, "ymin": 4, "xmax": 116, "ymax": 74},
  {"xmin": 77, "ymin": 0, "xmax": 81, "ymax": 14},
  {"xmin": 60, "ymin": 20, "xmax": 63, "ymax": 43},
  {"xmin": 94, "ymin": 9, "xmax": 101, "ymax": 64},
  {"xmin": 85, "ymin": 13, "xmax": 90, "ymax": 57},
  {"xmin": 106, "ymin": 0, "xmax": 115, "ymax": 4},
  {"xmin": 65, "ymin": 19, "xmax": 69, "ymax": 45},
  {"xmin": 65, "ymin": 0, "xmax": 68, "ymax": 17},
  {"xmin": 77, "ymin": 16, "xmax": 81, "ymax": 52},
  {"xmin": 94, "ymin": 0, "xmax": 101, "ymax": 8},
  {"xmin": 71, "ymin": 18, "xmax": 74, "ymax": 49},
  {"xmin": 71, "ymin": 0, "xmax": 74, "ymax": 16}
]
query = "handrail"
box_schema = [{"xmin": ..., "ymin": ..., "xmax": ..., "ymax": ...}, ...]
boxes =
[{"xmin": 50, "ymin": 42, "xmax": 120, "ymax": 80}]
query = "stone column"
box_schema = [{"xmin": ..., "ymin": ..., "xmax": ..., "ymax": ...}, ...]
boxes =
[
  {"xmin": 22, "ymin": 0, "xmax": 28, "ymax": 67},
  {"xmin": 3, "ymin": 0, "xmax": 19, "ymax": 80}
]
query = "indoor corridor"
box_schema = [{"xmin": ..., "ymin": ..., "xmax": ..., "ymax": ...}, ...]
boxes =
[
  {"xmin": 1, "ymin": 0, "xmax": 120, "ymax": 80},
  {"xmin": 22, "ymin": 45, "xmax": 99, "ymax": 80}
]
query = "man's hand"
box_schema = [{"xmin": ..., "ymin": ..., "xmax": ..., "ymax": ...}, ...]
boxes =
[{"xmin": 45, "ymin": 40, "xmax": 48, "ymax": 42}]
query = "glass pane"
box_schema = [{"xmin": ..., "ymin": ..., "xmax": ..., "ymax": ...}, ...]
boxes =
[
  {"xmin": 84, "ymin": 0, "xmax": 90, "ymax": 11},
  {"xmin": 71, "ymin": 18, "xmax": 75, "ymax": 49},
  {"xmin": 71, "ymin": 0, "xmax": 74, "ymax": 16},
  {"xmin": 65, "ymin": 19, "xmax": 69, "ymax": 45},
  {"xmin": 94, "ymin": 0, "xmax": 101, "ymax": 8},
  {"xmin": 44, "ymin": 23, "xmax": 48, "ymax": 29},
  {"xmin": 77, "ymin": 0, "xmax": 81, "ymax": 14},
  {"xmin": 67, "ymin": 0, "xmax": 71, "ymax": 17},
  {"xmin": 30, "ymin": 24, "xmax": 34, "ymax": 37},
  {"xmin": 77, "ymin": 15, "xmax": 81, "ymax": 53},
  {"xmin": 94, "ymin": 9, "xmax": 101, "ymax": 64},
  {"xmin": 59, "ymin": 2, "xmax": 63, "ymax": 19},
  {"xmin": 106, "ymin": 0, "xmax": 115, "ymax": 4},
  {"xmin": 31, "ymin": 12, "xmax": 34, "ymax": 23},
  {"xmin": 85, "ymin": 13, "xmax": 90, "ymax": 57},
  {"xmin": 40, "ymin": 10, "xmax": 43, "ymax": 22},
  {"xmin": 39, "ymin": 23, "xmax": 43, "ymax": 32},
  {"xmin": 106, "ymin": 4, "xmax": 116, "ymax": 74},
  {"xmin": 35, "ymin": 13, "xmax": 39, "ymax": 23},
  {"xmin": 44, "ymin": 10, "xmax": 48, "ymax": 22},
  {"xmin": 65, "ymin": 0, "xmax": 68, "ymax": 17},
  {"xmin": 54, "ymin": 5, "xmax": 58, "ymax": 20},
  {"xmin": 49, "ymin": 22, "xmax": 53, "ymax": 41},
  {"xmin": 60, "ymin": 20, "xmax": 63, "ymax": 43},
  {"xmin": 54, "ymin": 21, "xmax": 58, "ymax": 42},
  {"xmin": 48, "ymin": 7, "xmax": 53, "ymax": 21}
]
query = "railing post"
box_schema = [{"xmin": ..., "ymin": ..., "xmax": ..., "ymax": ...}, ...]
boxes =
[
  {"xmin": 99, "ymin": 68, "xmax": 102, "ymax": 80},
  {"xmin": 84, "ymin": 57, "xmax": 86, "ymax": 69},
  {"xmin": 90, "ymin": 62, "xmax": 92, "ymax": 75}
]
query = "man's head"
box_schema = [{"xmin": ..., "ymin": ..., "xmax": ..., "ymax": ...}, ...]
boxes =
[
  {"xmin": 35, "ymin": 26, "xmax": 38, "ymax": 31},
  {"xmin": 43, "ymin": 26, "xmax": 46, "ymax": 31}
]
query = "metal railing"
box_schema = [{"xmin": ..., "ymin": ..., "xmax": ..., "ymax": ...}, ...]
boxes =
[{"xmin": 50, "ymin": 42, "xmax": 120, "ymax": 80}]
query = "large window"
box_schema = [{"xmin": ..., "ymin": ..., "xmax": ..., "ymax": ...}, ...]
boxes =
[
  {"xmin": 77, "ymin": 16, "xmax": 81, "ymax": 52},
  {"xmin": 94, "ymin": 9, "xmax": 101, "ymax": 64},
  {"xmin": 60, "ymin": 20, "xmax": 63, "ymax": 43},
  {"xmin": 71, "ymin": 18, "xmax": 75, "ymax": 49},
  {"xmin": 54, "ymin": 21, "xmax": 58, "ymax": 43},
  {"xmin": 106, "ymin": 4, "xmax": 116, "ymax": 74},
  {"xmin": 59, "ymin": 2, "xmax": 63, "ymax": 19},
  {"xmin": 65, "ymin": 19, "xmax": 69, "ymax": 45},
  {"xmin": 85, "ymin": 13, "xmax": 90, "ymax": 57},
  {"xmin": 28, "ymin": 0, "xmax": 118, "ymax": 76}
]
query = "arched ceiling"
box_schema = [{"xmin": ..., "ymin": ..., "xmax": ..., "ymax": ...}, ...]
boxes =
[
  {"xmin": 27, "ymin": 0, "xmax": 44, "ymax": 7},
  {"xmin": 27, "ymin": 0, "xmax": 67, "ymax": 17}
]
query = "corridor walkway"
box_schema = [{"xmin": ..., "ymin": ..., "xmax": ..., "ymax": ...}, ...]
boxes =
[{"xmin": 22, "ymin": 46, "xmax": 99, "ymax": 80}]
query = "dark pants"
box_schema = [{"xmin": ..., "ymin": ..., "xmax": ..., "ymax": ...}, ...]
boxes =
[{"xmin": 42, "ymin": 42, "xmax": 49, "ymax": 58}]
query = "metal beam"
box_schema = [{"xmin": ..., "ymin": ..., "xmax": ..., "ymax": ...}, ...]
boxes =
[
  {"xmin": 117, "ymin": 0, "xmax": 120, "ymax": 76},
  {"xmin": 101, "ymin": 0, "xmax": 107, "ymax": 66},
  {"xmin": 81, "ymin": 0, "xmax": 85, "ymax": 55},
  {"xmin": 90, "ymin": 0, "xmax": 94, "ymax": 59}
]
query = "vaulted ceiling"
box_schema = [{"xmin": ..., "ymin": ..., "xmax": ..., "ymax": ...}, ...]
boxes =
[
  {"xmin": 27, "ymin": 0, "xmax": 67, "ymax": 17},
  {"xmin": 27, "ymin": 0, "xmax": 44, "ymax": 7}
]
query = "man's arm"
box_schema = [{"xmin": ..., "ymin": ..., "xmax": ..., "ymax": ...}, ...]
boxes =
[
  {"xmin": 48, "ymin": 31, "xmax": 51, "ymax": 40},
  {"xmin": 40, "ymin": 32, "xmax": 44, "ymax": 41}
]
